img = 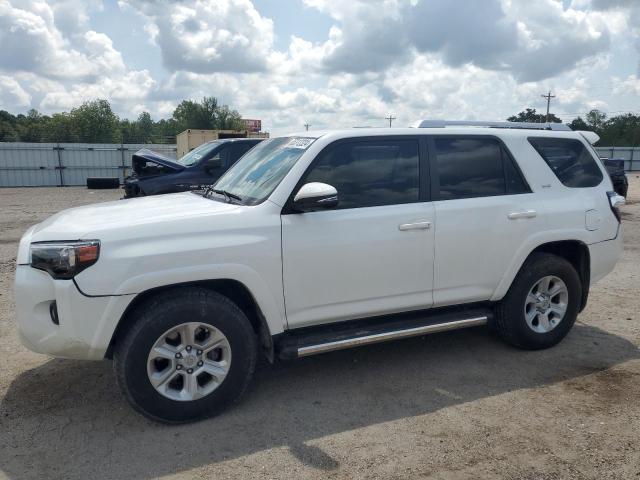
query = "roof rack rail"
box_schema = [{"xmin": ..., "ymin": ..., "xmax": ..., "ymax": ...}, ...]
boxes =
[{"xmin": 414, "ymin": 120, "xmax": 572, "ymax": 131}]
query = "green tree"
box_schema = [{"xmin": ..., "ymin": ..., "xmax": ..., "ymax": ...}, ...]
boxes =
[
  {"xmin": 0, "ymin": 96, "xmax": 249, "ymax": 144},
  {"xmin": 0, "ymin": 110, "xmax": 19, "ymax": 141},
  {"xmin": 70, "ymin": 99, "xmax": 120, "ymax": 143},
  {"xmin": 152, "ymin": 118, "xmax": 180, "ymax": 144},
  {"xmin": 507, "ymin": 108, "xmax": 562, "ymax": 123},
  {"xmin": 172, "ymin": 96, "xmax": 246, "ymax": 131},
  {"xmin": 585, "ymin": 109, "xmax": 607, "ymax": 131},
  {"xmin": 119, "ymin": 118, "xmax": 136, "ymax": 143},
  {"xmin": 172, "ymin": 99, "xmax": 209, "ymax": 130},
  {"xmin": 599, "ymin": 113, "xmax": 640, "ymax": 146},
  {"xmin": 17, "ymin": 109, "xmax": 46, "ymax": 142},
  {"xmin": 215, "ymin": 104, "xmax": 244, "ymax": 130},
  {"xmin": 136, "ymin": 111, "xmax": 154, "ymax": 143},
  {"xmin": 43, "ymin": 113, "xmax": 77, "ymax": 142},
  {"xmin": 568, "ymin": 116, "xmax": 590, "ymax": 131}
]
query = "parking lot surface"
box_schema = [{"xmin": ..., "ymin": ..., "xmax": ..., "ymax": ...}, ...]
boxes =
[{"xmin": 1, "ymin": 179, "xmax": 639, "ymax": 480}]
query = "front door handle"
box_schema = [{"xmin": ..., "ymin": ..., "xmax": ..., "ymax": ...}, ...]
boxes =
[
  {"xmin": 399, "ymin": 221, "xmax": 432, "ymax": 231},
  {"xmin": 508, "ymin": 210, "xmax": 537, "ymax": 220}
]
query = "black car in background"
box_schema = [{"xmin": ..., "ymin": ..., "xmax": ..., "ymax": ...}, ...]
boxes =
[
  {"xmin": 124, "ymin": 138, "xmax": 263, "ymax": 198},
  {"xmin": 601, "ymin": 158, "xmax": 628, "ymax": 198}
]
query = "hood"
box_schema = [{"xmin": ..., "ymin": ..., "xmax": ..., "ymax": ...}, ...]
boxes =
[
  {"xmin": 28, "ymin": 192, "xmax": 243, "ymax": 243},
  {"xmin": 131, "ymin": 148, "xmax": 185, "ymax": 175}
]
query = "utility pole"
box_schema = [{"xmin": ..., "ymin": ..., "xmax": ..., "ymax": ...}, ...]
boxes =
[
  {"xmin": 541, "ymin": 91, "xmax": 555, "ymax": 123},
  {"xmin": 385, "ymin": 115, "xmax": 396, "ymax": 128},
  {"xmin": 304, "ymin": 123, "xmax": 311, "ymax": 131}
]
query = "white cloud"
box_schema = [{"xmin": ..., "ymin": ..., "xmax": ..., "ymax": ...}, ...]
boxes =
[
  {"xmin": 613, "ymin": 75, "xmax": 640, "ymax": 96},
  {"xmin": 0, "ymin": 0, "xmax": 124, "ymax": 80},
  {"xmin": 0, "ymin": 0, "xmax": 637, "ymax": 135},
  {"xmin": 0, "ymin": 76, "xmax": 31, "ymax": 107},
  {"xmin": 40, "ymin": 69, "xmax": 156, "ymax": 116},
  {"xmin": 120, "ymin": 0, "xmax": 277, "ymax": 73},
  {"xmin": 295, "ymin": 0, "xmax": 611, "ymax": 82}
]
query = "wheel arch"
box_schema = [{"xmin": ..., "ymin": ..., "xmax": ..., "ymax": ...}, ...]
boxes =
[
  {"xmin": 105, "ymin": 279, "xmax": 274, "ymax": 362},
  {"xmin": 529, "ymin": 240, "xmax": 590, "ymax": 311},
  {"xmin": 497, "ymin": 240, "xmax": 590, "ymax": 312}
]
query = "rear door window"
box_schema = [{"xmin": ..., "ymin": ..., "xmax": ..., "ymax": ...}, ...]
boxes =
[
  {"xmin": 528, "ymin": 137, "xmax": 603, "ymax": 187},
  {"xmin": 434, "ymin": 136, "xmax": 529, "ymax": 200}
]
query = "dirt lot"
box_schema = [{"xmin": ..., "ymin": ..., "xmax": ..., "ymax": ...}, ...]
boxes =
[{"xmin": 1, "ymin": 179, "xmax": 639, "ymax": 480}]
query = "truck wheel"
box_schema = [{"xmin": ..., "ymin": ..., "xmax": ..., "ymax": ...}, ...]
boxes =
[
  {"xmin": 495, "ymin": 252, "xmax": 581, "ymax": 350},
  {"xmin": 113, "ymin": 287, "xmax": 257, "ymax": 423}
]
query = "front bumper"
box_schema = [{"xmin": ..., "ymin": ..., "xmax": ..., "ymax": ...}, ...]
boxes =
[
  {"xmin": 14, "ymin": 265, "xmax": 134, "ymax": 360},
  {"xmin": 123, "ymin": 177, "xmax": 142, "ymax": 198}
]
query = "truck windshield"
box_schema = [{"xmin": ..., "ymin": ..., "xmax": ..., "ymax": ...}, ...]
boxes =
[
  {"xmin": 178, "ymin": 141, "xmax": 222, "ymax": 167},
  {"xmin": 213, "ymin": 137, "xmax": 315, "ymax": 205}
]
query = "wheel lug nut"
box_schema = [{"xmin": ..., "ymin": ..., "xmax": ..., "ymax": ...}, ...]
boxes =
[
  {"xmin": 176, "ymin": 364, "xmax": 182, "ymax": 370},
  {"xmin": 197, "ymin": 360, "xmax": 203, "ymax": 366},
  {"xmin": 186, "ymin": 345, "xmax": 192, "ymax": 352},
  {"xmin": 187, "ymin": 368, "xmax": 193, "ymax": 374},
  {"xmin": 197, "ymin": 349, "xmax": 203, "ymax": 355},
  {"xmin": 175, "ymin": 353, "xmax": 182, "ymax": 359}
]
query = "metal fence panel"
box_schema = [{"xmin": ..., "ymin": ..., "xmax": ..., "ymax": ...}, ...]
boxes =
[
  {"xmin": 0, "ymin": 143, "xmax": 177, "ymax": 187},
  {"xmin": 595, "ymin": 147, "xmax": 639, "ymax": 171},
  {"xmin": 0, "ymin": 143, "xmax": 60, "ymax": 187},
  {"xmin": 60, "ymin": 144, "xmax": 123, "ymax": 185}
]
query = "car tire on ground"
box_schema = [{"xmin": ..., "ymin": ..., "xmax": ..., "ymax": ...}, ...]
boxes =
[
  {"xmin": 113, "ymin": 287, "xmax": 257, "ymax": 423},
  {"xmin": 495, "ymin": 252, "xmax": 582, "ymax": 350},
  {"xmin": 86, "ymin": 177, "xmax": 120, "ymax": 189}
]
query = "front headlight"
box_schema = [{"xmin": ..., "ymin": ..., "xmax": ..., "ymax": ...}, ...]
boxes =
[{"xmin": 30, "ymin": 241, "xmax": 100, "ymax": 279}]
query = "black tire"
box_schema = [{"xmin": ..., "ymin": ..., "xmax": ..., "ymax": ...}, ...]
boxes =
[
  {"xmin": 87, "ymin": 177, "xmax": 120, "ymax": 189},
  {"xmin": 113, "ymin": 287, "xmax": 257, "ymax": 423},
  {"xmin": 495, "ymin": 252, "xmax": 582, "ymax": 350}
]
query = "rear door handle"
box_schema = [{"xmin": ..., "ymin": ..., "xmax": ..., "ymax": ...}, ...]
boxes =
[
  {"xmin": 508, "ymin": 210, "xmax": 537, "ymax": 220},
  {"xmin": 399, "ymin": 221, "xmax": 432, "ymax": 231}
]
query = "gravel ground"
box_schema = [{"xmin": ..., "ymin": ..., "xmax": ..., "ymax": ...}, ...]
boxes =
[{"xmin": 0, "ymin": 179, "xmax": 639, "ymax": 480}]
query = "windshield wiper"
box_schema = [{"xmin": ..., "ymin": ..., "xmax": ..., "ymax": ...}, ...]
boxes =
[{"xmin": 203, "ymin": 186, "xmax": 243, "ymax": 204}]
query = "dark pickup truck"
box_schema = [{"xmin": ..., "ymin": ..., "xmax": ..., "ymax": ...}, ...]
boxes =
[
  {"xmin": 124, "ymin": 138, "xmax": 263, "ymax": 198},
  {"xmin": 601, "ymin": 158, "xmax": 628, "ymax": 198}
]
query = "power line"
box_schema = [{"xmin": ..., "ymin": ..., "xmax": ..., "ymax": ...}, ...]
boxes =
[
  {"xmin": 385, "ymin": 115, "xmax": 396, "ymax": 128},
  {"xmin": 541, "ymin": 91, "xmax": 556, "ymax": 123}
]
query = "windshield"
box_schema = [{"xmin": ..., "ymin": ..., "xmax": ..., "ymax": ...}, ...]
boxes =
[
  {"xmin": 213, "ymin": 137, "xmax": 315, "ymax": 205},
  {"xmin": 178, "ymin": 141, "xmax": 222, "ymax": 167}
]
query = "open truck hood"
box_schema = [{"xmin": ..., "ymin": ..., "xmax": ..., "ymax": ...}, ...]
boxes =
[{"xmin": 131, "ymin": 148, "xmax": 185, "ymax": 176}]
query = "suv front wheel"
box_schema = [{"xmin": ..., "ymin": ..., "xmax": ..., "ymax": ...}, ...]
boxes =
[
  {"xmin": 495, "ymin": 252, "xmax": 582, "ymax": 350},
  {"xmin": 114, "ymin": 287, "xmax": 257, "ymax": 423}
]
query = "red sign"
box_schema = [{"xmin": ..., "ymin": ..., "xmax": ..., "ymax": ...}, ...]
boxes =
[{"xmin": 243, "ymin": 119, "xmax": 262, "ymax": 132}]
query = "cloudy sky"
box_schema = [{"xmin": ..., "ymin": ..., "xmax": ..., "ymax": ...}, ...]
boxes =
[{"xmin": 0, "ymin": 0, "xmax": 639, "ymax": 134}]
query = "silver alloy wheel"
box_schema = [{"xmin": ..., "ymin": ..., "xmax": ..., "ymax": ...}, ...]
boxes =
[
  {"xmin": 524, "ymin": 275, "xmax": 569, "ymax": 334},
  {"xmin": 146, "ymin": 322, "xmax": 232, "ymax": 401}
]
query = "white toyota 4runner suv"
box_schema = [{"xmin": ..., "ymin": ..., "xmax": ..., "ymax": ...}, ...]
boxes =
[{"xmin": 15, "ymin": 121, "xmax": 624, "ymax": 422}]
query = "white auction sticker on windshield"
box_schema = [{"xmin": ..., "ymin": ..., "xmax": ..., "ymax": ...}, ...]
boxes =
[{"xmin": 285, "ymin": 137, "xmax": 314, "ymax": 149}]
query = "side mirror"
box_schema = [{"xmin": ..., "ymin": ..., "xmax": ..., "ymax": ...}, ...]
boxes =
[
  {"xmin": 205, "ymin": 156, "xmax": 222, "ymax": 170},
  {"xmin": 293, "ymin": 182, "xmax": 338, "ymax": 212}
]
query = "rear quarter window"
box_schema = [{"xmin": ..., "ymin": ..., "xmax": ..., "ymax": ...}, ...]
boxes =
[{"xmin": 528, "ymin": 137, "xmax": 603, "ymax": 188}]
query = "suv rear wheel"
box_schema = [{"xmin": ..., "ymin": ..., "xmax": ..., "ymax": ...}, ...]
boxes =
[
  {"xmin": 495, "ymin": 252, "xmax": 582, "ymax": 349},
  {"xmin": 114, "ymin": 287, "xmax": 257, "ymax": 423}
]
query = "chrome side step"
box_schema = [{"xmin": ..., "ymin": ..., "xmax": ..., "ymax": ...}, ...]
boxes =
[{"xmin": 296, "ymin": 316, "xmax": 488, "ymax": 357}]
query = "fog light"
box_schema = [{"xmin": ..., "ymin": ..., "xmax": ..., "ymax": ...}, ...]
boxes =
[{"xmin": 49, "ymin": 301, "xmax": 59, "ymax": 325}]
